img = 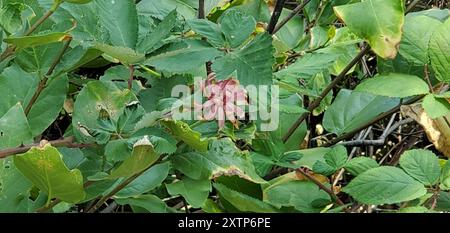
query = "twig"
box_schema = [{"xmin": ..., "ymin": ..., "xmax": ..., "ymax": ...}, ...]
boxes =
[
  {"xmin": 198, "ymin": 0, "xmax": 205, "ymax": 19},
  {"xmin": 323, "ymin": 95, "xmax": 424, "ymax": 147},
  {"xmin": 338, "ymin": 118, "xmax": 414, "ymax": 147},
  {"xmin": 127, "ymin": 65, "xmax": 135, "ymax": 90},
  {"xmin": 282, "ymin": 45, "xmax": 370, "ymax": 143},
  {"xmin": 272, "ymin": 0, "xmax": 311, "ymax": 34},
  {"xmin": 296, "ymin": 168, "xmax": 347, "ymax": 209},
  {"xmin": 268, "ymin": 0, "xmax": 287, "ymax": 34},
  {"xmin": 406, "ymin": 0, "xmax": 422, "ymax": 12},
  {"xmin": 0, "ymin": 136, "xmax": 93, "ymax": 159},
  {"xmin": 24, "ymin": 36, "xmax": 73, "ymax": 115},
  {"xmin": 87, "ymin": 168, "xmax": 151, "ymax": 213}
]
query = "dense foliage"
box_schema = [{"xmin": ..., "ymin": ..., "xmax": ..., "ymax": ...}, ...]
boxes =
[{"xmin": 0, "ymin": 0, "xmax": 449, "ymax": 213}]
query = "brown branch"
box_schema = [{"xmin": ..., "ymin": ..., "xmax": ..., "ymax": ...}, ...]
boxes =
[
  {"xmin": 323, "ymin": 95, "xmax": 424, "ymax": 147},
  {"xmin": 272, "ymin": 0, "xmax": 311, "ymax": 34},
  {"xmin": 198, "ymin": 0, "xmax": 205, "ymax": 19},
  {"xmin": 282, "ymin": 45, "xmax": 370, "ymax": 143},
  {"xmin": 268, "ymin": 0, "xmax": 287, "ymax": 34},
  {"xmin": 24, "ymin": 36, "xmax": 72, "ymax": 116},
  {"xmin": 86, "ymin": 169, "xmax": 150, "ymax": 213},
  {"xmin": 127, "ymin": 65, "xmax": 135, "ymax": 90},
  {"xmin": 296, "ymin": 168, "xmax": 347, "ymax": 209},
  {"xmin": 0, "ymin": 136, "xmax": 94, "ymax": 159}
]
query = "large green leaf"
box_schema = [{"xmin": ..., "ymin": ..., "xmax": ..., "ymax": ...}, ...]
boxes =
[
  {"xmin": 4, "ymin": 32, "xmax": 70, "ymax": 50},
  {"xmin": 333, "ymin": 0, "xmax": 404, "ymax": 59},
  {"xmin": 440, "ymin": 160, "xmax": 450, "ymax": 191},
  {"xmin": 161, "ymin": 120, "xmax": 209, "ymax": 152},
  {"xmin": 14, "ymin": 144, "xmax": 86, "ymax": 204},
  {"xmin": 422, "ymin": 94, "xmax": 450, "ymax": 119},
  {"xmin": 355, "ymin": 73, "xmax": 430, "ymax": 98},
  {"xmin": 108, "ymin": 136, "xmax": 161, "ymax": 179},
  {"xmin": 0, "ymin": 2, "xmax": 32, "ymax": 34},
  {"xmin": 275, "ymin": 53, "xmax": 339, "ymax": 81},
  {"xmin": 219, "ymin": 9, "xmax": 256, "ymax": 48},
  {"xmin": 115, "ymin": 162, "xmax": 171, "ymax": 198},
  {"xmin": 93, "ymin": 42, "xmax": 145, "ymax": 65},
  {"xmin": 399, "ymin": 15, "xmax": 442, "ymax": 65},
  {"xmin": 343, "ymin": 166, "xmax": 427, "ymax": 205},
  {"xmin": 72, "ymin": 80, "xmax": 135, "ymax": 141},
  {"xmin": 187, "ymin": 19, "xmax": 225, "ymax": 48},
  {"xmin": 145, "ymin": 40, "xmax": 223, "ymax": 73},
  {"xmin": 313, "ymin": 145, "xmax": 348, "ymax": 176},
  {"xmin": 264, "ymin": 181, "xmax": 331, "ymax": 213},
  {"xmin": 212, "ymin": 32, "xmax": 274, "ymax": 86},
  {"xmin": 166, "ymin": 178, "xmax": 211, "ymax": 208},
  {"xmin": 136, "ymin": 10, "xmax": 178, "ymax": 54},
  {"xmin": 213, "ymin": 183, "xmax": 278, "ymax": 213},
  {"xmin": 429, "ymin": 18, "xmax": 450, "ymax": 82},
  {"xmin": 323, "ymin": 89, "xmax": 399, "ymax": 135},
  {"xmin": 0, "ymin": 104, "xmax": 32, "ymax": 149},
  {"xmin": 0, "ymin": 66, "xmax": 68, "ymax": 137},
  {"xmin": 0, "ymin": 158, "xmax": 33, "ymax": 212},
  {"xmin": 399, "ymin": 149, "xmax": 440, "ymax": 186},
  {"xmin": 344, "ymin": 157, "xmax": 379, "ymax": 176},
  {"xmin": 172, "ymin": 138, "xmax": 265, "ymax": 183},
  {"xmin": 96, "ymin": 0, "xmax": 138, "ymax": 48}
]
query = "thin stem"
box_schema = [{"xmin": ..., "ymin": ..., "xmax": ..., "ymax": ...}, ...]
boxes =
[
  {"xmin": 24, "ymin": 36, "xmax": 73, "ymax": 116},
  {"xmin": 198, "ymin": 0, "xmax": 205, "ymax": 19},
  {"xmin": 87, "ymin": 168, "xmax": 150, "ymax": 213},
  {"xmin": 273, "ymin": 0, "xmax": 311, "ymax": 34},
  {"xmin": 127, "ymin": 65, "xmax": 135, "ymax": 90},
  {"xmin": 282, "ymin": 46, "xmax": 370, "ymax": 143},
  {"xmin": 0, "ymin": 136, "xmax": 93, "ymax": 159},
  {"xmin": 296, "ymin": 168, "xmax": 346, "ymax": 208},
  {"xmin": 268, "ymin": 0, "xmax": 286, "ymax": 34}
]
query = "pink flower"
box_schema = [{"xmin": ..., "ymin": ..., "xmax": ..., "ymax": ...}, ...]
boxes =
[{"xmin": 196, "ymin": 73, "xmax": 248, "ymax": 129}]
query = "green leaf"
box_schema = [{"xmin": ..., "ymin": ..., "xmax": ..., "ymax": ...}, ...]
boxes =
[
  {"xmin": 429, "ymin": 18, "xmax": 450, "ymax": 83},
  {"xmin": 137, "ymin": 10, "xmax": 178, "ymax": 54},
  {"xmin": 219, "ymin": 9, "xmax": 256, "ymax": 48},
  {"xmin": 115, "ymin": 162, "xmax": 171, "ymax": 198},
  {"xmin": 399, "ymin": 15, "xmax": 442, "ymax": 65},
  {"xmin": 275, "ymin": 53, "xmax": 339, "ymax": 80},
  {"xmin": 323, "ymin": 89, "xmax": 399, "ymax": 135},
  {"xmin": 72, "ymin": 80, "xmax": 134, "ymax": 141},
  {"xmin": 313, "ymin": 145, "xmax": 348, "ymax": 176},
  {"xmin": 213, "ymin": 183, "xmax": 278, "ymax": 213},
  {"xmin": 5, "ymin": 33, "xmax": 71, "ymax": 50},
  {"xmin": 166, "ymin": 178, "xmax": 212, "ymax": 208},
  {"xmin": 343, "ymin": 166, "xmax": 427, "ymax": 205},
  {"xmin": 355, "ymin": 73, "xmax": 430, "ymax": 98},
  {"xmin": 145, "ymin": 40, "xmax": 223, "ymax": 73},
  {"xmin": 96, "ymin": 0, "xmax": 138, "ymax": 48},
  {"xmin": 333, "ymin": 0, "xmax": 404, "ymax": 59},
  {"xmin": 344, "ymin": 157, "xmax": 379, "ymax": 176},
  {"xmin": 108, "ymin": 136, "xmax": 160, "ymax": 179},
  {"xmin": 398, "ymin": 206, "xmax": 429, "ymax": 213},
  {"xmin": 439, "ymin": 160, "xmax": 450, "ymax": 190},
  {"xmin": 399, "ymin": 149, "xmax": 441, "ymax": 186},
  {"xmin": 161, "ymin": 120, "xmax": 209, "ymax": 152},
  {"xmin": 0, "ymin": 158, "xmax": 33, "ymax": 212},
  {"xmin": 0, "ymin": 103, "xmax": 32, "ymax": 149},
  {"xmin": 0, "ymin": 3, "xmax": 31, "ymax": 34},
  {"xmin": 14, "ymin": 144, "xmax": 86, "ymax": 204},
  {"xmin": 422, "ymin": 94, "xmax": 450, "ymax": 119},
  {"xmin": 93, "ymin": 42, "xmax": 145, "ymax": 64},
  {"xmin": 187, "ymin": 19, "xmax": 225, "ymax": 48},
  {"xmin": 172, "ymin": 138, "xmax": 265, "ymax": 184},
  {"xmin": 212, "ymin": 32, "xmax": 274, "ymax": 86},
  {"xmin": 116, "ymin": 194, "xmax": 177, "ymax": 213},
  {"xmin": 264, "ymin": 181, "xmax": 331, "ymax": 213}
]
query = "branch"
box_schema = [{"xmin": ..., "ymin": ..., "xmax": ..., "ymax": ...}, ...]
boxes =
[
  {"xmin": 268, "ymin": 0, "xmax": 287, "ymax": 34},
  {"xmin": 296, "ymin": 168, "xmax": 347, "ymax": 209},
  {"xmin": 24, "ymin": 36, "xmax": 72, "ymax": 115},
  {"xmin": 323, "ymin": 95, "xmax": 423, "ymax": 147},
  {"xmin": 272, "ymin": 0, "xmax": 311, "ymax": 34},
  {"xmin": 198, "ymin": 0, "xmax": 205, "ymax": 19},
  {"xmin": 282, "ymin": 45, "xmax": 370, "ymax": 143},
  {"xmin": 0, "ymin": 136, "xmax": 93, "ymax": 159},
  {"xmin": 338, "ymin": 118, "xmax": 414, "ymax": 147},
  {"xmin": 127, "ymin": 65, "xmax": 135, "ymax": 90}
]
